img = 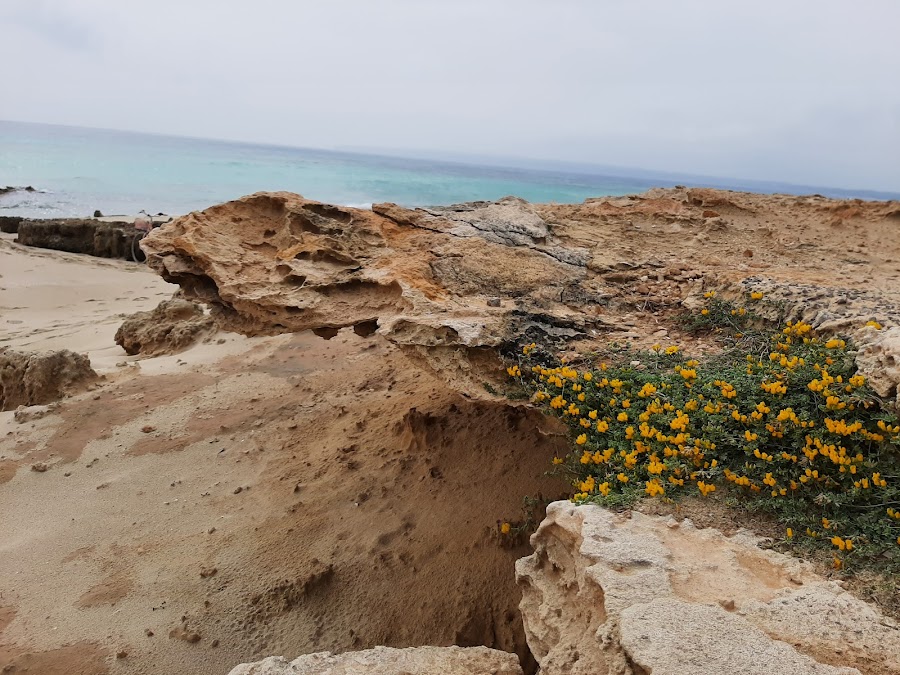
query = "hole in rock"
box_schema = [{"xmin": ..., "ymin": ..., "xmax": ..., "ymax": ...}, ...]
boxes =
[
  {"xmin": 302, "ymin": 202, "xmax": 353, "ymax": 224},
  {"xmin": 312, "ymin": 326, "xmax": 340, "ymax": 340},
  {"xmin": 225, "ymin": 394, "xmax": 569, "ymax": 675},
  {"xmin": 352, "ymin": 319, "xmax": 379, "ymax": 337}
]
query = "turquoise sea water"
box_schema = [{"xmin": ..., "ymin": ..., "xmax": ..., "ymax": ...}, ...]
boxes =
[{"xmin": 1, "ymin": 120, "xmax": 897, "ymax": 218}]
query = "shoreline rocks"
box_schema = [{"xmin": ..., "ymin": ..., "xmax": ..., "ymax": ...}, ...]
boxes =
[
  {"xmin": 0, "ymin": 216, "xmax": 23, "ymax": 234},
  {"xmin": 16, "ymin": 218, "xmax": 145, "ymax": 260}
]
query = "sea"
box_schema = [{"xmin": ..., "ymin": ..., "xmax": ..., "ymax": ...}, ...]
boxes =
[{"xmin": 1, "ymin": 120, "xmax": 897, "ymax": 219}]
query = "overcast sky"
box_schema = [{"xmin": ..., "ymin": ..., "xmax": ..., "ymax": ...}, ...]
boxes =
[{"xmin": 1, "ymin": 0, "xmax": 898, "ymax": 192}]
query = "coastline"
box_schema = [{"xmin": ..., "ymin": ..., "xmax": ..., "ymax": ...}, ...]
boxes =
[{"xmin": 1, "ymin": 187, "xmax": 899, "ymax": 675}]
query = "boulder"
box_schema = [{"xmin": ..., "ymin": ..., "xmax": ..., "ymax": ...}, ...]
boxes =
[
  {"xmin": 16, "ymin": 218, "xmax": 144, "ymax": 260},
  {"xmin": 226, "ymin": 645, "xmax": 523, "ymax": 675},
  {"xmin": 855, "ymin": 326, "xmax": 900, "ymax": 408},
  {"xmin": 516, "ymin": 502, "xmax": 900, "ymax": 675},
  {"xmin": 115, "ymin": 299, "xmax": 216, "ymax": 356},
  {"xmin": 0, "ymin": 348, "xmax": 97, "ymax": 411},
  {"xmin": 0, "ymin": 216, "xmax": 23, "ymax": 234}
]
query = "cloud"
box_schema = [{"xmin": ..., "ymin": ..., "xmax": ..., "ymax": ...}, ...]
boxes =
[
  {"xmin": 1, "ymin": 0, "xmax": 898, "ymax": 191},
  {"xmin": 1, "ymin": 0, "xmax": 103, "ymax": 52}
]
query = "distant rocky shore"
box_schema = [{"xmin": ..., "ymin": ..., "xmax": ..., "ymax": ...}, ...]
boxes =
[
  {"xmin": 0, "ymin": 185, "xmax": 37, "ymax": 196},
  {"xmin": 1, "ymin": 213, "xmax": 173, "ymax": 260}
]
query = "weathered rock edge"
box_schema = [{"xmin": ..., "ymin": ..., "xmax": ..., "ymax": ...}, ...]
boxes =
[
  {"xmin": 0, "ymin": 348, "xmax": 97, "ymax": 412},
  {"xmin": 516, "ymin": 501, "xmax": 900, "ymax": 675},
  {"xmin": 226, "ymin": 645, "xmax": 523, "ymax": 675},
  {"xmin": 140, "ymin": 191, "xmax": 900, "ymax": 377},
  {"xmin": 114, "ymin": 298, "xmax": 216, "ymax": 356},
  {"xmin": 17, "ymin": 218, "xmax": 145, "ymax": 260}
]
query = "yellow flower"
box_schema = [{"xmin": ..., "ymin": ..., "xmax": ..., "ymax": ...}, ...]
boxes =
[
  {"xmin": 583, "ymin": 372, "xmax": 593, "ymax": 381},
  {"xmin": 500, "ymin": 522, "xmax": 511, "ymax": 534},
  {"xmin": 704, "ymin": 291, "xmax": 716, "ymax": 298},
  {"xmin": 645, "ymin": 479, "xmax": 665, "ymax": 497},
  {"xmin": 576, "ymin": 434, "xmax": 588, "ymax": 445},
  {"xmin": 552, "ymin": 457, "xmax": 564, "ymax": 465},
  {"xmin": 617, "ymin": 473, "xmax": 629, "ymax": 483},
  {"xmin": 750, "ymin": 291, "xmax": 764, "ymax": 300},
  {"xmin": 617, "ymin": 412, "xmax": 629, "ymax": 422},
  {"xmin": 786, "ymin": 528, "xmax": 793, "ymax": 538},
  {"xmin": 701, "ymin": 309, "xmax": 710, "ymax": 316},
  {"xmin": 697, "ymin": 481, "xmax": 716, "ymax": 496},
  {"xmin": 866, "ymin": 320, "xmax": 882, "ymax": 330}
]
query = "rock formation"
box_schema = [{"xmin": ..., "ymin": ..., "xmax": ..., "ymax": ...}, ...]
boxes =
[
  {"xmin": 516, "ymin": 502, "xmax": 900, "ymax": 675},
  {"xmin": 855, "ymin": 326, "xmax": 900, "ymax": 408},
  {"xmin": 114, "ymin": 298, "xmax": 216, "ymax": 356},
  {"xmin": 0, "ymin": 185, "xmax": 36, "ymax": 196},
  {"xmin": 141, "ymin": 190, "xmax": 899, "ymax": 355},
  {"xmin": 0, "ymin": 348, "xmax": 97, "ymax": 411},
  {"xmin": 16, "ymin": 218, "xmax": 145, "ymax": 260},
  {"xmin": 0, "ymin": 216, "xmax": 23, "ymax": 234},
  {"xmin": 226, "ymin": 646, "xmax": 523, "ymax": 675}
]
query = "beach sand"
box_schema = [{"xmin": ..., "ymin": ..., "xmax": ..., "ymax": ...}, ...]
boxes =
[
  {"xmin": 0, "ymin": 233, "xmax": 176, "ymax": 371},
  {"xmin": 0, "ymin": 234, "xmax": 556, "ymax": 674}
]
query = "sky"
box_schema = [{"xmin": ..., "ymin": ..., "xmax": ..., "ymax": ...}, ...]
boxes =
[{"xmin": 1, "ymin": 0, "xmax": 899, "ymax": 192}]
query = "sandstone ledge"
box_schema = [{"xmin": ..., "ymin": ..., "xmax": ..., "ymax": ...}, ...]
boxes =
[
  {"xmin": 0, "ymin": 348, "xmax": 97, "ymax": 412},
  {"xmin": 516, "ymin": 502, "xmax": 900, "ymax": 675}
]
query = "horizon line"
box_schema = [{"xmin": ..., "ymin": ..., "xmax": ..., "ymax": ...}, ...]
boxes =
[{"xmin": 2, "ymin": 118, "xmax": 899, "ymax": 201}]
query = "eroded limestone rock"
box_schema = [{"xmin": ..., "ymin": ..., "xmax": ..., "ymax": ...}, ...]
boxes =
[
  {"xmin": 142, "ymin": 190, "xmax": 900, "ymax": 357},
  {"xmin": 516, "ymin": 502, "xmax": 900, "ymax": 675},
  {"xmin": 0, "ymin": 348, "xmax": 97, "ymax": 411},
  {"xmin": 855, "ymin": 326, "xmax": 900, "ymax": 408},
  {"xmin": 16, "ymin": 218, "xmax": 143, "ymax": 259},
  {"xmin": 115, "ymin": 299, "xmax": 216, "ymax": 356},
  {"xmin": 226, "ymin": 645, "xmax": 523, "ymax": 675},
  {"xmin": 141, "ymin": 192, "xmax": 592, "ymax": 348}
]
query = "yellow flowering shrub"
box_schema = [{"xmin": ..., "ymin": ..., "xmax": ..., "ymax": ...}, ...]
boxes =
[{"xmin": 508, "ymin": 307, "xmax": 900, "ymax": 569}]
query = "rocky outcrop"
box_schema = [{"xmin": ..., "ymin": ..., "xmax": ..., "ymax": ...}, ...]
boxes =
[
  {"xmin": 16, "ymin": 218, "xmax": 145, "ymax": 260},
  {"xmin": 226, "ymin": 646, "xmax": 523, "ymax": 675},
  {"xmin": 115, "ymin": 299, "xmax": 216, "ymax": 356},
  {"xmin": 0, "ymin": 348, "xmax": 97, "ymax": 411},
  {"xmin": 0, "ymin": 185, "xmax": 36, "ymax": 196},
  {"xmin": 855, "ymin": 326, "xmax": 900, "ymax": 408},
  {"xmin": 0, "ymin": 216, "xmax": 23, "ymax": 234},
  {"xmin": 516, "ymin": 502, "xmax": 900, "ymax": 675},
  {"xmin": 141, "ymin": 190, "xmax": 900, "ymax": 356},
  {"xmin": 141, "ymin": 192, "xmax": 595, "ymax": 348}
]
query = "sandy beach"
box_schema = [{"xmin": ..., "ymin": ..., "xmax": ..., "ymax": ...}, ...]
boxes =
[{"xmin": 0, "ymin": 227, "xmax": 563, "ymax": 674}]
